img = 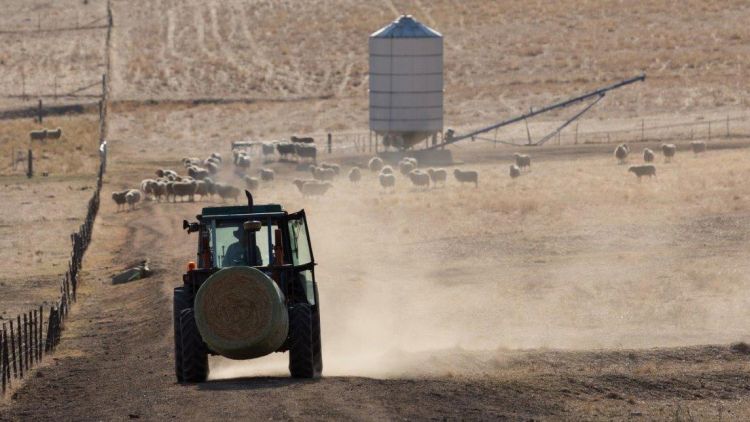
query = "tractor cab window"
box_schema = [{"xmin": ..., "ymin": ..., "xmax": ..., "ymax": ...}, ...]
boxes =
[
  {"xmin": 214, "ymin": 220, "xmax": 276, "ymax": 268},
  {"xmin": 289, "ymin": 217, "xmax": 312, "ymax": 266}
]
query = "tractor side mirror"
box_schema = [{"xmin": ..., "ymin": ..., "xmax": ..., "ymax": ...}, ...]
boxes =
[
  {"xmin": 243, "ymin": 220, "xmax": 262, "ymax": 232},
  {"xmin": 183, "ymin": 220, "xmax": 200, "ymax": 233}
]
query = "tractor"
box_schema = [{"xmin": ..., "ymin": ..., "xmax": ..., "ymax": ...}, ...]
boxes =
[{"xmin": 174, "ymin": 192, "xmax": 322, "ymax": 382}]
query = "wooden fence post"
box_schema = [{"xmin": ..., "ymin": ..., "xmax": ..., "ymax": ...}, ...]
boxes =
[
  {"xmin": 574, "ymin": 123, "xmax": 579, "ymax": 145},
  {"xmin": 327, "ymin": 133, "xmax": 332, "ymax": 154},
  {"xmin": 32, "ymin": 310, "xmax": 37, "ymax": 364},
  {"xmin": 23, "ymin": 313, "xmax": 29, "ymax": 372},
  {"xmin": 27, "ymin": 149, "xmax": 33, "ymax": 179},
  {"xmin": 17, "ymin": 315, "xmax": 23, "ymax": 378},
  {"xmin": 9, "ymin": 320, "xmax": 16, "ymax": 378},
  {"xmin": 1, "ymin": 325, "xmax": 5, "ymax": 394},
  {"xmin": 2, "ymin": 325, "xmax": 9, "ymax": 393},
  {"xmin": 37, "ymin": 99, "xmax": 43, "ymax": 123},
  {"xmin": 38, "ymin": 306, "xmax": 43, "ymax": 359}
]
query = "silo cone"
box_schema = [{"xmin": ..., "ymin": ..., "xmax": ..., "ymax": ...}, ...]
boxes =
[{"xmin": 194, "ymin": 267, "xmax": 288, "ymax": 359}]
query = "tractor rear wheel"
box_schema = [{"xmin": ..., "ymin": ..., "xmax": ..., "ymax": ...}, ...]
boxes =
[
  {"xmin": 179, "ymin": 308, "xmax": 208, "ymax": 383},
  {"xmin": 312, "ymin": 283, "xmax": 323, "ymax": 375},
  {"xmin": 288, "ymin": 303, "xmax": 320, "ymax": 378},
  {"xmin": 173, "ymin": 287, "xmax": 190, "ymax": 382}
]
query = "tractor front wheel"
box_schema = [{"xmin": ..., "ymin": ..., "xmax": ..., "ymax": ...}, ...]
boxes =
[
  {"xmin": 179, "ymin": 308, "xmax": 209, "ymax": 383},
  {"xmin": 289, "ymin": 303, "xmax": 320, "ymax": 378}
]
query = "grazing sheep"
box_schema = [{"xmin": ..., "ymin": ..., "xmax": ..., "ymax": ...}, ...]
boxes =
[
  {"xmin": 206, "ymin": 161, "xmax": 219, "ymax": 175},
  {"xmin": 210, "ymin": 152, "xmax": 222, "ymax": 162},
  {"xmin": 182, "ymin": 157, "xmax": 201, "ymax": 168},
  {"xmin": 236, "ymin": 154, "xmax": 251, "ymax": 169},
  {"xmin": 348, "ymin": 167, "xmax": 362, "ymax": 183},
  {"xmin": 379, "ymin": 173, "xmax": 396, "ymax": 192},
  {"xmin": 380, "ymin": 165, "xmax": 394, "ymax": 175},
  {"xmin": 172, "ymin": 180, "xmax": 198, "ymax": 202},
  {"xmin": 295, "ymin": 180, "xmax": 333, "ymax": 197},
  {"xmin": 243, "ymin": 175, "xmax": 259, "ymax": 191},
  {"xmin": 513, "ymin": 153, "xmax": 531, "ymax": 170},
  {"xmin": 156, "ymin": 169, "xmax": 178, "ymax": 179},
  {"xmin": 614, "ymin": 144, "xmax": 629, "ymax": 164},
  {"xmin": 690, "ymin": 141, "xmax": 707, "ymax": 154},
  {"xmin": 399, "ymin": 159, "xmax": 416, "ymax": 175},
  {"xmin": 153, "ymin": 181, "xmax": 167, "ymax": 202},
  {"xmin": 368, "ymin": 156, "xmax": 384, "ymax": 172},
  {"xmin": 30, "ymin": 130, "xmax": 47, "ymax": 140},
  {"xmin": 187, "ymin": 165, "xmax": 210, "ymax": 180},
  {"xmin": 662, "ymin": 143, "xmax": 677, "ymax": 163},
  {"xmin": 46, "ymin": 128, "xmax": 62, "ymax": 139},
  {"xmin": 262, "ymin": 142, "xmax": 276, "ymax": 158},
  {"xmin": 408, "ymin": 170, "xmax": 431, "ymax": 189},
  {"xmin": 427, "ymin": 168, "xmax": 447, "ymax": 187},
  {"xmin": 125, "ymin": 189, "xmax": 141, "ymax": 210},
  {"xmin": 319, "ymin": 162, "xmax": 340, "ymax": 175},
  {"xmin": 509, "ymin": 164, "xmax": 521, "ymax": 179},
  {"xmin": 259, "ymin": 168, "xmax": 275, "ymax": 182},
  {"xmin": 295, "ymin": 144, "xmax": 317, "ymax": 163},
  {"xmin": 111, "ymin": 190, "xmax": 129, "ymax": 211},
  {"xmin": 454, "ymin": 169, "xmax": 479, "ymax": 187},
  {"xmin": 628, "ymin": 164, "xmax": 656, "ymax": 180},
  {"xmin": 214, "ymin": 183, "xmax": 241, "ymax": 202},
  {"xmin": 291, "ymin": 136, "xmax": 315, "ymax": 144},
  {"xmin": 195, "ymin": 178, "xmax": 215, "ymax": 201},
  {"xmin": 311, "ymin": 166, "xmax": 336, "ymax": 181},
  {"xmin": 140, "ymin": 178, "xmax": 158, "ymax": 200},
  {"xmin": 276, "ymin": 142, "xmax": 296, "ymax": 159},
  {"xmin": 643, "ymin": 148, "xmax": 655, "ymax": 163}
]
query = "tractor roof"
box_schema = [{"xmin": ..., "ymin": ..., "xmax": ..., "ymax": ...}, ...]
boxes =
[{"xmin": 200, "ymin": 204, "xmax": 284, "ymax": 217}]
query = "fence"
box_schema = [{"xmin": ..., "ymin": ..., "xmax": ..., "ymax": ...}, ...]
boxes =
[{"xmin": 0, "ymin": 2, "xmax": 111, "ymax": 393}]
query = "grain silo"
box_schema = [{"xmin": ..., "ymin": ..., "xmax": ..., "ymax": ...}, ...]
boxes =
[{"xmin": 369, "ymin": 15, "xmax": 443, "ymax": 150}]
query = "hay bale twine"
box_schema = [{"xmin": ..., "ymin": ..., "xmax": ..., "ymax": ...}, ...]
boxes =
[{"xmin": 194, "ymin": 267, "xmax": 288, "ymax": 359}]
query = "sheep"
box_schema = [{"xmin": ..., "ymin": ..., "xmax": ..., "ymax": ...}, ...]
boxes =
[
  {"xmin": 399, "ymin": 159, "xmax": 416, "ymax": 175},
  {"xmin": 379, "ymin": 173, "xmax": 396, "ymax": 192},
  {"xmin": 262, "ymin": 142, "xmax": 277, "ymax": 158},
  {"xmin": 426, "ymin": 168, "xmax": 447, "ymax": 187},
  {"xmin": 140, "ymin": 178, "xmax": 161, "ymax": 200},
  {"xmin": 235, "ymin": 154, "xmax": 251, "ymax": 170},
  {"xmin": 259, "ymin": 168, "xmax": 275, "ymax": 182},
  {"xmin": 210, "ymin": 152, "xmax": 222, "ymax": 162},
  {"xmin": 125, "ymin": 189, "xmax": 141, "ymax": 210},
  {"xmin": 509, "ymin": 164, "xmax": 521, "ymax": 179},
  {"xmin": 380, "ymin": 165, "xmax": 394, "ymax": 175},
  {"xmin": 628, "ymin": 164, "xmax": 656, "ymax": 180},
  {"xmin": 172, "ymin": 180, "xmax": 198, "ymax": 202},
  {"xmin": 244, "ymin": 175, "xmax": 260, "ymax": 191},
  {"xmin": 295, "ymin": 144, "xmax": 317, "ymax": 163},
  {"xmin": 643, "ymin": 148, "xmax": 655, "ymax": 163},
  {"xmin": 319, "ymin": 162, "xmax": 340, "ymax": 175},
  {"xmin": 214, "ymin": 183, "xmax": 241, "ymax": 202},
  {"xmin": 662, "ymin": 143, "xmax": 677, "ymax": 163},
  {"xmin": 206, "ymin": 161, "xmax": 219, "ymax": 175},
  {"xmin": 153, "ymin": 181, "xmax": 167, "ymax": 202},
  {"xmin": 291, "ymin": 136, "xmax": 315, "ymax": 144},
  {"xmin": 295, "ymin": 180, "xmax": 333, "ymax": 197},
  {"xmin": 195, "ymin": 178, "xmax": 215, "ymax": 201},
  {"xmin": 408, "ymin": 170, "xmax": 431, "ymax": 190},
  {"xmin": 348, "ymin": 167, "xmax": 362, "ymax": 183},
  {"xmin": 311, "ymin": 166, "xmax": 336, "ymax": 181},
  {"xmin": 454, "ymin": 169, "xmax": 479, "ymax": 187},
  {"xmin": 187, "ymin": 165, "xmax": 210, "ymax": 180},
  {"xmin": 46, "ymin": 128, "xmax": 62, "ymax": 139},
  {"xmin": 276, "ymin": 142, "xmax": 296, "ymax": 159},
  {"xmin": 513, "ymin": 153, "xmax": 531, "ymax": 170},
  {"xmin": 30, "ymin": 130, "xmax": 46, "ymax": 140},
  {"xmin": 368, "ymin": 156, "xmax": 384, "ymax": 172},
  {"xmin": 182, "ymin": 157, "xmax": 201, "ymax": 168},
  {"xmin": 111, "ymin": 190, "xmax": 129, "ymax": 211},
  {"xmin": 690, "ymin": 141, "xmax": 707, "ymax": 154},
  {"xmin": 614, "ymin": 144, "xmax": 629, "ymax": 164},
  {"xmin": 156, "ymin": 169, "xmax": 178, "ymax": 179}
]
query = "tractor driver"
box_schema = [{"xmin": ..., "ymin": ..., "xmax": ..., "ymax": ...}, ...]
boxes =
[{"xmin": 222, "ymin": 226, "xmax": 263, "ymax": 267}]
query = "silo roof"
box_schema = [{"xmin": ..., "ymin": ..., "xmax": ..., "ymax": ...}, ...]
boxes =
[{"xmin": 370, "ymin": 15, "xmax": 442, "ymax": 38}]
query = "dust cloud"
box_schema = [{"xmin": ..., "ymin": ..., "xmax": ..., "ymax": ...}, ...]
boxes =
[{"xmin": 210, "ymin": 151, "xmax": 750, "ymax": 380}]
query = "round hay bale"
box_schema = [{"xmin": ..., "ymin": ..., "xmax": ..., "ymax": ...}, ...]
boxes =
[{"xmin": 194, "ymin": 267, "xmax": 288, "ymax": 359}]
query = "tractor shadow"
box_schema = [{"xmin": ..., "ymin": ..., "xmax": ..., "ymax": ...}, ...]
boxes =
[{"xmin": 196, "ymin": 376, "xmax": 321, "ymax": 391}]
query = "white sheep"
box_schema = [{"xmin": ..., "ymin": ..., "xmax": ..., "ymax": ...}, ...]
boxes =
[
  {"xmin": 111, "ymin": 190, "xmax": 129, "ymax": 211},
  {"xmin": 319, "ymin": 162, "xmax": 340, "ymax": 175},
  {"xmin": 195, "ymin": 178, "xmax": 215, "ymax": 201},
  {"xmin": 348, "ymin": 167, "xmax": 362, "ymax": 183},
  {"xmin": 244, "ymin": 175, "xmax": 259, "ymax": 191},
  {"xmin": 379, "ymin": 173, "xmax": 396, "ymax": 192},
  {"xmin": 259, "ymin": 168, "xmax": 275, "ymax": 182},
  {"xmin": 125, "ymin": 189, "xmax": 141, "ymax": 211},
  {"xmin": 214, "ymin": 183, "xmax": 240, "ymax": 202},
  {"xmin": 172, "ymin": 180, "xmax": 198, "ymax": 202},
  {"xmin": 661, "ymin": 144, "xmax": 677, "ymax": 163},
  {"xmin": 643, "ymin": 148, "xmax": 655, "ymax": 163},
  {"xmin": 399, "ymin": 160, "xmax": 416, "ymax": 175},
  {"xmin": 509, "ymin": 164, "xmax": 521, "ymax": 179},
  {"xmin": 368, "ymin": 156, "xmax": 384, "ymax": 172},
  {"xmin": 426, "ymin": 168, "xmax": 447, "ymax": 187},
  {"xmin": 614, "ymin": 144, "xmax": 629, "ymax": 164},
  {"xmin": 311, "ymin": 166, "xmax": 335, "ymax": 181},
  {"xmin": 294, "ymin": 180, "xmax": 333, "ymax": 197},
  {"xmin": 454, "ymin": 169, "xmax": 479, "ymax": 187}
]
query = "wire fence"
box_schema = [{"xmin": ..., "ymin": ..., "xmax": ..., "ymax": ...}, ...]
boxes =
[{"xmin": 0, "ymin": 3, "xmax": 111, "ymax": 397}]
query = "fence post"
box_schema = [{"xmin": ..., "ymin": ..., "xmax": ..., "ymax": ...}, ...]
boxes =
[
  {"xmin": 23, "ymin": 313, "xmax": 29, "ymax": 372},
  {"xmin": 1, "ymin": 325, "xmax": 5, "ymax": 394},
  {"xmin": 38, "ymin": 306, "xmax": 43, "ymax": 359},
  {"xmin": 27, "ymin": 149, "xmax": 33, "ymax": 179},
  {"xmin": 641, "ymin": 119, "xmax": 645, "ymax": 142},
  {"xmin": 574, "ymin": 123, "xmax": 579, "ymax": 145},
  {"xmin": 327, "ymin": 133, "xmax": 332, "ymax": 154},
  {"xmin": 37, "ymin": 99, "xmax": 43, "ymax": 123},
  {"xmin": 9, "ymin": 320, "xmax": 16, "ymax": 379},
  {"xmin": 17, "ymin": 315, "xmax": 23, "ymax": 378},
  {"xmin": 32, "ymin": 310, "xmax": 37, "ymax": 364},
  {"xmin": 2, "ymin": 325, "xmax": 9, "ymax": 393}
]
